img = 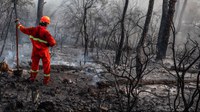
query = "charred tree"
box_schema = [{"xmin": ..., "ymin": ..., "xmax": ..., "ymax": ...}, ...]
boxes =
[
  {"xmin": 171, "ymin": 22, "xmax": 200, "ymax": 112},
  {"xmin": 136, "ymin": 0, "xmax": 154, "ymax": 76},
  {"xmin": 156, "ymin": 0, "xmax": 169, "ymax": 60},
  {"xmin": 156, "ymin": 0, "xmax": 177, "ymax": 60},
  {"xmin": 82, "ymin": 0, "xmax": 95, "ymax": 63},
  {"xmin": 115, "ymin": 0, "xmax": 129, "ymax": 65},
  {"xmin": 36, "ymin": 0, "xmax": 45, "ymax": 25}
]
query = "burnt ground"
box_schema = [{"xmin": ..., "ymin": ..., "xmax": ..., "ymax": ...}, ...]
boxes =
[
  {"xmin": 0, "ymin": 63, "xmax": 199, "ymax": 112},
  {"xmin": 0, "ymin": 46, "xmax": 200, "ymax": 112},
  {"xmin": 0, "ymin": 69, "xmax": 114, "ymax": 112}
]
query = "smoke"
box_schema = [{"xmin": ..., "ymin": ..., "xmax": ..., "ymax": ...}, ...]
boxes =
[
  {"xmin": 175, "ymin": 0, "xmax": 200, "ymax": 47},
  {"xmin": 137, "ymin": 0, "xmax": 162, "ymax": 12},
  {"xmin": 1, "ymin": 0, "xmax": 200, "ymax": 68},
  {"xmin": 4, "ymin": 50, "xmax": 15, "ymax": 68},
  {"xmin": 1, "ymin": 44, "xmax": 32, "ymax": 68},
  {"xmin": 33, "ymin": 0, "xmax": 65, "ymax": 18},
  {"xmin": 51, "ymin": 52, "xmax": 78, "ymax": 66}
]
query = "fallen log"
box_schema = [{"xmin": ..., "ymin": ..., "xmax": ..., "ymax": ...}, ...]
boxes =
[
  {"xmin": 169, "ymin": 66, "xmax": 199, "ymax": 73},
  {"xmin": 96, "ymin": 78, "xmax": 198, "ymax": 89},
  {"xmin": 94, "ymin": 61, "xmax": 199, "ymax": 88}
]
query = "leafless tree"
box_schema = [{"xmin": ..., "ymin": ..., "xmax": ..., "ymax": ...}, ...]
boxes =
[
  {"xmin": 36, "ymin": 0, "xmax": 45, "ymax": 25},
  {"xmin": 156, "ymin": 0, "xmax": 177, "ymax": 60},
  {"xmin": 115, "ymin": 0, "xmax": 129, "ymax": 65},
  {"xmin": 81, "ymin": 0, "xmax": 96, "ymax": 63},
  {"xmin": 136, "ymin": 0, "xmax": 154, "ymax": 76},
  {"xmin": 96, "ymin": 0, "xmax": 155, "ymax": 111},
  {"xmin": 0, "ymin": 0, "xmax": 33, "ymax": 56},
  {"xmin": 170, "ymin": 19, "xmax": 200, "ymax": 111}
]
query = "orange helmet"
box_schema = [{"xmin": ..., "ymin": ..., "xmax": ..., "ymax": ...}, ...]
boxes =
[{"xmin": 40, "ymin": 16, "xmax": 50, "ymax": 24}]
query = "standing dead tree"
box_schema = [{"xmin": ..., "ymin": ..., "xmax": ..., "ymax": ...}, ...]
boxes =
[
  {"xmin": 96, "ymin": 0, "xmax": 155, "ymax": 111},
  {"xmin": 156, "ymin": 0, "xmax": 169, "ymax": 60},
  {"xmin": 82, "ymin": 0, "xmax": 96, "ymax": 63},
  {"xmin": 115, "ymin": 0, "xmax": 129, "ymax": 65},
  {"xmin": 136, "ymin": 0, "xmax": 154, "ymax": 76},
  {"xmin": 170, "ymin": 21, "xmax": 200, "ymax": 111},
  {"xmin": 156, "ymin": 0, "xmax": 177, "ymax": 60},
  {"xmin": 97, "ymin": 52, "xmax": 152, "ymax": 112},
  {"xmin": 36, "ymin": 0, "xmax": 45, "ymax": 25}
]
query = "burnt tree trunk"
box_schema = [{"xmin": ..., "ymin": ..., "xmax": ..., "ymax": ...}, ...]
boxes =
[
  {"xmin": 115, "ymin": 0, "xmax": 129, "ymax": 65},
  {"xmin": 83, "ymin": 0, "xmax": 94, "ymax": 64},
  {"xmin": 156, "ymin": 0, "xmax": 177, "ymax": 60},
  {"xmin": 136, "ymin": 0, "xmax": 154, "ymax": 75},
  {"xmin": 36, "ymin": 0, "xmax": 45, "ymax": 25},
  {"xmin": 83, "ymin": 4, "xmax": 89, "ymax": 64},
  {"xmin": 156, "ymin": 0, "xmax": 169, "ymax": 60}
]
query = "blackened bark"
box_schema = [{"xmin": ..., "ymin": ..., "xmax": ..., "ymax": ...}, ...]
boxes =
[
  {"xmin": 36, "ymin": 0, "xmax": 44, "ymax": 25},
  {"xmin": 156, "ymin": 0, "xmax": 169, "ymax": 60},
  {"xmin": 83, "ymin": 0, "xmax": 94, "ymax": 64},
  {"xmin": 83, "ymin": 5, "xmax": 89, "ymax": 64},
  {"xmin": 136, "ymin": 0, "xmax": 154, "ymax": 75},
  {"xmin": 115, "ymin": 0, "xmax": 129, "ymax": 65},
  {"xmin": 156, "ymin": 0, "xmax": 177, "ymax": 60}
]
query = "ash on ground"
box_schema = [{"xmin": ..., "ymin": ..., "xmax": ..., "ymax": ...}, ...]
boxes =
[{"xmin": 0, "ymin": 45, "xmax": 199, "ymax": 112}]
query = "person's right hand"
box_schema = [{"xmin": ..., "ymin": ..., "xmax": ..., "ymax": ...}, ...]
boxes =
[{"xmin": 15, "ymin": 19, "xmax": 20, "ymax": 24}]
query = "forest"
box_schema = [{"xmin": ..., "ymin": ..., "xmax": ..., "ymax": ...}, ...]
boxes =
[{"xmin": 0, "ymin": 0, "xmax": 200, "ymax": 111}]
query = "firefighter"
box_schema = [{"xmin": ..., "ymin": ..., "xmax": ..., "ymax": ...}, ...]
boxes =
[{"xmin": 15, "ymin": 16, "xmax": 56, "ymax": 85}]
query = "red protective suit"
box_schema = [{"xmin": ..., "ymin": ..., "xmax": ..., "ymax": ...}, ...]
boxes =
[{"xmin": 17, "ymin": 24, "xmax": 56, "ymax": 85}]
